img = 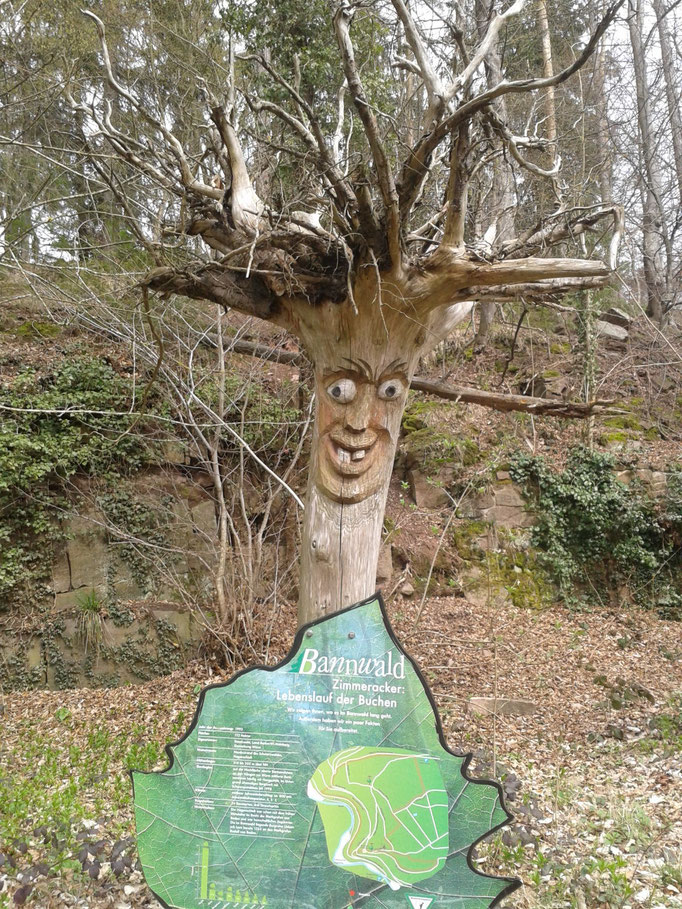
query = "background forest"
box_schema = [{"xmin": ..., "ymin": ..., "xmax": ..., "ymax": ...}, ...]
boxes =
[{"xmin": 0, "ymin": 0, "xmax": 681, "ymax": 907}]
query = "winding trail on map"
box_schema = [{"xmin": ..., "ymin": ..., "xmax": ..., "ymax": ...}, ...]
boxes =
[{"xmin": 308, "ymin": 746, "xmax": 449, "ymax": 891}]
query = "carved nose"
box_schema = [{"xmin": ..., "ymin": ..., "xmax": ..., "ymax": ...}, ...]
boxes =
[{"xmin": 344, "ymin": 388, "xmax": 372, "ymax": 432}]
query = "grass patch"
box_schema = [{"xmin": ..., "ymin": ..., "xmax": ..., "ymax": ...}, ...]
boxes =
[
  {"xmin": 0, "ymin": 724, "xmax": 160, "ymax": 863},
  {"xmin": 76, "ymin": 590, "xmax": 106, "ymax": 656}
]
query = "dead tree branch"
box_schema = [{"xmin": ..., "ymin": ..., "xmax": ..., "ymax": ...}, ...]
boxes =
[
  {"xmin": 333, "ymin": 2, "xmax": 402, "ymax": 269},
  {"xmin": 410, "ymin": 377, "xmax": 619, "ymax": 418}
]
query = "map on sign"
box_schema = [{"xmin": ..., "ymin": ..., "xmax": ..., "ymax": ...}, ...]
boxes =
[
  {"xmin": 308, "ymin": 747, "xmax": 448, "ymax": 889},
  {"xmin": 133, "ymin": 594, "xmax": 519, "ymax": 909}
]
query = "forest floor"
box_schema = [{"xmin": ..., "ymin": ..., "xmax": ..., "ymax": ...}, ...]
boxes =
[{"xmin": 2, "ymin": 595, "xmax": 681, "ymax": 909}]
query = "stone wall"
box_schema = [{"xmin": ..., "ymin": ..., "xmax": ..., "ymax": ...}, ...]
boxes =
[
  {"xmin": 2, "ymin": 451, "xmax": 677, "ymax": 691},
  {"xmin": 50, "ymin": 470, "xmax": 219, "ymax": 612},
  {"xmin": 377, "ymin": 463, "xmax": 678, "ymax": 609},
  {"xmin": 1, "ymin": 467, "xmax": 216, "ymax": 691},
  {"xmin": 1, "ymin": 603, "xmax": 201, "ymax": 691}
]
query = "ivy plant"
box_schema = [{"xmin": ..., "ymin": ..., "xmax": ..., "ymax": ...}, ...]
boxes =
[{"xmin": 510, "ymin": 447, "xmax": 682, "ymax": 616}]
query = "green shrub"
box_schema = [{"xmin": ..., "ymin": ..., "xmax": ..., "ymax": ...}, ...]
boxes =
[
  {"xmin": 510, "ymin": 448, "xmax": 682, "ymax": 616},
  {"xmin": 75, "ymin": 589, "xmax": 105, "ymax": 655}
]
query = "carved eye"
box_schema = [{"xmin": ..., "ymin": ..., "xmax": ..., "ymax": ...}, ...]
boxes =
[
  {"xmin": 327, "ymin": 377, "xmax": 357, "ymax": 403},
  {"xmin": 377, "ymin": 378, "xmax": 405, "ymax": 401}
]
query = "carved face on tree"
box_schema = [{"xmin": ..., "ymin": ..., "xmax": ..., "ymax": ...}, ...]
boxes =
[{"xmin": 315, "ymin": 357, "xmax": 408, "ymax": 504}]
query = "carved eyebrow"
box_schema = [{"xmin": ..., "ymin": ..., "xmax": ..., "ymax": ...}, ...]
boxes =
[
  {"xmin": 340, "ymin": 357, "xmax": 374, "ymax": 380},
  {"xmin": 380, "ymin": 359, "xmax": 408, "ymax": 378},
  {"xmin": 339, "ymin": 357, "xmax": 408, "ymax": 382}
]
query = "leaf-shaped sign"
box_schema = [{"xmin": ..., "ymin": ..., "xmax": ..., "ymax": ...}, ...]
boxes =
[{"xmin": 133, "ymin": 594, "xmax": 520, "ymax": 908}]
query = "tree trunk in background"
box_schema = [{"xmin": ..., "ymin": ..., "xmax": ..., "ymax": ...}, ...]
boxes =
[
  {"xmin": 537, "ymin": 0, "xmax": 558, "ymax": 168},
  {"xmin": 652, "ymin": 0, "xmax": 682, "ymax": 205},
  {"xmin": 474, "ymin": 301, "xmax": 497, "ymax": 349},
  {"xmin": 592, "ymin": 0, "xmax": 612, "ymax": 204},
  {"xmin": 627, "ymin": 0, "xmax": 667, "ymax": 322},
  {"xmin": 473, "ymin": 0, "xmax": 516, "ymax": 350}
]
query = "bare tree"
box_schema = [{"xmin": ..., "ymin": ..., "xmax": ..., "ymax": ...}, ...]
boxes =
[
  {"xmin": 652, "ymin": 0, "xmax": 682, "ymax": 204},
  {"xmin": 627, "ymin": 0, "xmax": 670, "ymax": 322},
  {"xmin": 4, "ymin": 1, "xmax": 625, "ymax": 626}
]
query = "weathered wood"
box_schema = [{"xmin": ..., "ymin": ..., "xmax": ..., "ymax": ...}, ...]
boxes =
[
  {"xmin": 292, "ymin": 268, "xmax": 473, "ymax": 624},
  {"xmin": 298, "ymin": 485, "xmax": 386, "ymax": 626},
  {"xmin": 410, "ymin": 377, "xmax": 617, "ymax": 418},
  {"xmin": 424, "ymin": 249, "xmax": 610, "ymax": 290},
  {"xmin": 143, "ymin": 266, "xmax": 286, "ymax": 324},
  {"xmin": 228, "ymin": 339, "xmax": 303, "ymax": 365}
]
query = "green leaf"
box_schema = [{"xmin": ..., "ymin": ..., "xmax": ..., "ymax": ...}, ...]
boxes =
[
  {"xmin": 54, "ymin": 707, "xmax": 71, "ymax": 724},
  {"xmin": 134, "ymin": 596, "xmax": 518, "ymax": 908}
]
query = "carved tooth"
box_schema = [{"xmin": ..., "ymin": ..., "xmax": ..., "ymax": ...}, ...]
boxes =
[
  {"xmin": 337, "ymin": 448, "xmax": 350, "ymax": 463},
  {"xmin": 351, "ymin": 449, "xmax": 366, "ymax": 461}
]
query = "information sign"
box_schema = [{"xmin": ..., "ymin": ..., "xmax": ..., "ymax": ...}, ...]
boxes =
[{"xmin": 134, "ymin": 594, "xmax": 519, "ymax": 908}]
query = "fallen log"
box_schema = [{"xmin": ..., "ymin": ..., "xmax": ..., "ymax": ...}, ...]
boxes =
[{"xmin": 410, "ymin": 376, "xmax": 619, "ymax": 418}]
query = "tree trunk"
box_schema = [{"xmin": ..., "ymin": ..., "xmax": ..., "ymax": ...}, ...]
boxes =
[
  {"xmin": 627, "ymin": 0, "xmax": 667, "ymax": 322},
  {"xmin": 536, "ymin": 0, "xmax": 558, "ymax": 167},
  {"xmin": 474, "ymin": 301, "xmax": 497, "ymax": 349},
  {"xmin": 473, "ymin": 0, "xmax": 516, "ymax": 349},
  {"xmin": 591, "ymin": 0, "xmax": 612, "ymax": 204},
  {"xmin": 298, "ymin": 483, "xmax": 387, "ymax": 625},
  {"xmin": 294, "ymin": 266, "xmax": 468, "ymax": 625},
  {"xmin": 652, "ymin": 0, "xmax": 682, "ymax": 204}
]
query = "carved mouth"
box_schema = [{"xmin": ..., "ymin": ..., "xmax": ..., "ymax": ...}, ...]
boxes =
[
  {"xmin": 318, "ymin": 426, "xmax": 391, "ymax": 503},
  {"xmin": 327, "ymin": 432, "xmax": 378, "ymax": 476}
]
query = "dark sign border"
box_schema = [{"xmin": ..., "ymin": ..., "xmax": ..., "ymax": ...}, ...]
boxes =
[{"xmin": 132, "ymin": 591, "xmax": 522, "ymax": 908}]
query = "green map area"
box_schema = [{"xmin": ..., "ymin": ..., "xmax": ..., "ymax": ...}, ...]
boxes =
[
  {"xmin": 308, "ymin": 746, "xmax": 448, "ymax": 890},
  {"xmin": 133, "ymin": 596, "xmax": 518, "ymax": 908}
]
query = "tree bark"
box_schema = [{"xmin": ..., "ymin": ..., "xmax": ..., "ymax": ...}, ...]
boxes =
[
  {"xmin": 298, "ymin": 484, "xmax": 388, "ymax": 625},
  {"xmin": 627, "ymin": 0, "xmax": 668, "ymax": 322},
  {"xmin": 652, "ymin": 0, "xmax": 682, "ymax": 205}
]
